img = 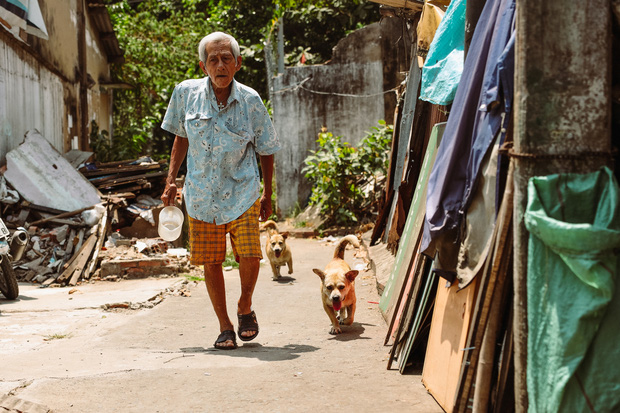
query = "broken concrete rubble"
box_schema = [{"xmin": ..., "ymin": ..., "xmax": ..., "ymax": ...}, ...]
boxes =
[{"xmin": 0, "ymin": 133, "xmax": 190, "ymax": 290}]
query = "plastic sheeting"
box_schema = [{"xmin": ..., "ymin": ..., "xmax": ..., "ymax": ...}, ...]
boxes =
[
  {"xmin": 419, "ymin": 0, "xmax": 466, "ymax": 105},
  {"xmin": 525, "ymin": 166, "xmax": 620, "ymax": 412}
]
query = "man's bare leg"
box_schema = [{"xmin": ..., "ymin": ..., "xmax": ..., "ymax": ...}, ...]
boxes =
[
  {"xmin": 204, "ymin": 263, "xmax": 235, "ymax": 348},
  {"xmin": 237, "ymin": 257, "xmax": 260, "ymax": 339}
]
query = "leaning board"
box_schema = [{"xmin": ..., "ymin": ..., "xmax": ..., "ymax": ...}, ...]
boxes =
[
  {"xmin": 421, "ymin": 277, "xmax": 479, "ymax": 413},
  {"xmin": 380, "ymin": 123, "xmax": 446, "ymax": 323}
]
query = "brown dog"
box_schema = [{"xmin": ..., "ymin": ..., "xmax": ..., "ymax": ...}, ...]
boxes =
[
  {"xmin": 313, "ymin": 235, "xmax": 360, "ymax": 334},
  {"xmin": 262, "ymin": 220, "xmax": 293, "ymax": 281}
]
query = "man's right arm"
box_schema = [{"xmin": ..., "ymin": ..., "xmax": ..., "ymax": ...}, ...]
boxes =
[{"xmin": 161, "ymin": 136, "xmax": 189, "ymax": 206}]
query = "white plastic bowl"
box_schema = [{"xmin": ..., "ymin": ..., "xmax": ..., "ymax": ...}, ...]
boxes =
[{"xmin": 158, "ymin": 206, "xmax": 184, "ymax": 241}]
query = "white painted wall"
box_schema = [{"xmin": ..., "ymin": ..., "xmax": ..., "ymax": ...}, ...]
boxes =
[{"xmin": 0, "ymin": 42, "xmax": 64, "ymax": 165}]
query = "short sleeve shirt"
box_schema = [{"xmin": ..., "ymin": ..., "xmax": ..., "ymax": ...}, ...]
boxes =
[{"xmin": 161, "ymin": 77, "xmax": 281, "ymax": 224}]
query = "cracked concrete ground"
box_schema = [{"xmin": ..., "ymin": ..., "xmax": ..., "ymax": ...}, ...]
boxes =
[{"xmin": 0, "ymin": 236, "xmax": 442, "ymax": 413}]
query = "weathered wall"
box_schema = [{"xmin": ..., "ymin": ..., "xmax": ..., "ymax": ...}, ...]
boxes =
[
  {"xmin": 272, "ymin": 17, "xmax": 411, "ymax": 216},
  {"xmin": 0, "ymin": 40, "xmax": 65, "ymax": 164},
  {"xmin": 0, "ymin": 0, "xmax": 114, "ymax": 165}
]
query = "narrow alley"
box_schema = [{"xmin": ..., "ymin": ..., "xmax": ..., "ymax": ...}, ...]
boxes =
[{"xmin": 0, "ymin": 235, "xmax": 442, "ymax": 413}]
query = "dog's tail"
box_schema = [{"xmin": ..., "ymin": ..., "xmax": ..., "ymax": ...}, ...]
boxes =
[
  {"xmin": 262, "ymin": 220, "xmax": 279, "ymax": 233},
  {"xmin": 333, "ymin": 234, "xmax": 361, "ymax": 260}
]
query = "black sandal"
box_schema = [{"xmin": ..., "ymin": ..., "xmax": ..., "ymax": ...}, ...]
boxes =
[
  {"xmin": 214, "ymin": 330, "xmax": 237, "ymax": 350},
  {"xmin": 237, "ymin": 311, "xmax": 259, "ymax": 342}
]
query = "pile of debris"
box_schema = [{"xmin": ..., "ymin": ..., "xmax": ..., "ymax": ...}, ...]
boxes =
[
  {"xmin": 0, "ymin": 130, "xmax": 193, "ymax": 287},
  {"xmin": 79, "ymin": 157, "xmax": 168, "ymax": 195}
]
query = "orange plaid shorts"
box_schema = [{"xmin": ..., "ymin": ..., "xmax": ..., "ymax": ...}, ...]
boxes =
[{"xmin": 188, "ymin": 198, "xmax": 262, "ymax": 265}]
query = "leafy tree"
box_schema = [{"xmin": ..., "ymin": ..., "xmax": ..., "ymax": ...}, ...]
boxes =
[{"xmin": 104, "ymin": 0, "xmax": 380, "ymax": 161}]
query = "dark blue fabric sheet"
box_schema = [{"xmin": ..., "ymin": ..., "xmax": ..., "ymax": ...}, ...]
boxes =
[{"xmin": 421, "ymin": 0, "xmax": 516, "ymax": 275}]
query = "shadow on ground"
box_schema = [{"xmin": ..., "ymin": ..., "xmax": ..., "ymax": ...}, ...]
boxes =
[{"xmin": 180, "ymin": 343, "xmax": 319, "ymax": 361}]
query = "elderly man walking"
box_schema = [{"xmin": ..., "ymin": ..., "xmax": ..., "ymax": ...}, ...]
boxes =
[{"xmin": 161, "ymin": 32, "xmax": 281, "ymax": 350}]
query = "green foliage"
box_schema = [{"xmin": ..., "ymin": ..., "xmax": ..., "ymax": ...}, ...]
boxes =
[
  {"xmin": 108, "ymin": 0, "xmax": 215, "ymax": 160},
  {"xmin": 302, "ymin": 120, "xmax": 393, "ymax": 227},
  {"xmin": 89, "ymin": 120, "xmax": 112, "ymax": 163},
  {"xmin": 283, "ymin": 0, "xmax": 378, "ymax": 66},
  {"xmin": 89, "ymin": 119, "xmax": 145, "ymax": 163},
  {"xmin": 223, "ymin": 250, "xmax": 240, "ymax": 269},
  {"xmin": 104, "ymin": 0, "xmax": 379, "ymax": 161}
]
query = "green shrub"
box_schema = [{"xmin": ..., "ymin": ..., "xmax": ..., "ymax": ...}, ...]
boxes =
[{"xmin": 302, "ymin": 120, "xmax": 393, "ymax": 227}]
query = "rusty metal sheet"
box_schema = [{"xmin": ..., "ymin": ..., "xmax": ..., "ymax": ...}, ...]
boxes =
[{"xmin": 4, "ymin": 129, "xmax": 101, "ymax": 212}]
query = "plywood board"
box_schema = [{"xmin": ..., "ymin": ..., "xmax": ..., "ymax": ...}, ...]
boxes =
[
  {"xmin": 380, "ymin": 123, "xmax": 446, "ymax": 320},
  {"xmin": 422, "ymin": 277, "xmax": 479, "ymax": 413}
]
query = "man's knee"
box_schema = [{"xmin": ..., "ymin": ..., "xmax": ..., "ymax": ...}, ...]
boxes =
[{"xmin": 203, "ymin": 263, "xmax": 223, "ymax": 276}]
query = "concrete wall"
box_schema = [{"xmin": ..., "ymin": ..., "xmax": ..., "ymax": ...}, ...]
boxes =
[
  {"xmin": 272, "ymin": 17, "xmax": 411, "ymax": 216},
  {"xmin": 0, "ymin": 0, "xmax": 114, "ymax": 165}
]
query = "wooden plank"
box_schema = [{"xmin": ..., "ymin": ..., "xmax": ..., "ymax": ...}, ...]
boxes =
[
  {"xmin": 421, "ymin": 276, "xmax": 480, "ymax": 413},
  {"xmin": 94, "ymin": 171, "xmax": 166, "ymax": 187},
  {"xmin": 398, "ymin": 257, "xmax": 436, "ymax": 373},
  {"xmin": 393, "ymin": 42, "xmax": 422, "ymax": 192},
  {"xmin": 65, "ymin": 229, "xmax": 77, "ymax": 256},
  {"xmin": 57, "ymin": 233, "xmax": 95, "ymax": 283},
  {"xmin": 74, "ymin": 228, "xmax": 85, "ymax": 253},
  {"xmin": 84, "ymin": 204, "xmax": 109, "ymax": 279},
  {"xmin": 34, "ymin": 218, "xmax": 87, "ymax": 228},
  {"xmin": 385, "ymin": 230, "xmax": 421, "ymax": 345},
  {"xmin": 27, "ymin": 205, "xmax": 95, "ymax": 227},
  {"xmin": 21, "ymin": 201, "xmax": 65, "ymax": 216},
  {"xmin": 386, "ymin": 247, "xmax": 420, "ymax": 369},
  {"xmin": 453, "ymin": 164, "xmax": 515, "ymax": 413},
  {"xmin": 81, "ymin": 163, "xmax": 161, "ymax": 178},
  {"xmin": 379, "ymin": 123, "xmax": 445, "ymax": 321},
  {"xmin": 387, "ymin": 250, "xmax": 428, "ymax": 370},
  {"xmin": 67, "ymin": 234, "xmax": 98, "ymax": 286},
  {"xmin": 42, "ymin": 277, "xmax": 56, "ymax": 286}
]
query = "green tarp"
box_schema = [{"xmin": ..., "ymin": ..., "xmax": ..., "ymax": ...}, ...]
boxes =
[{"xmin": 525, "ymin": 166, "xmax": 620, "ymax": 412}]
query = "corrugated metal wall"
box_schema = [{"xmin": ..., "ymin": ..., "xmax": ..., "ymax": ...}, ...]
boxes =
[{"xmin": 0, "ymin": 41, "xmax": 65, "ymax": 166}]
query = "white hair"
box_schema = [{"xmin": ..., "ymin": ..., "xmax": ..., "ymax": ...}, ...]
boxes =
[{"xmin": 198, "ymin": 32, "xmax": 240, "ymax": 63}]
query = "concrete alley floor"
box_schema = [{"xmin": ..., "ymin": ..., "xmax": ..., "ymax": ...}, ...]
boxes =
[{"xmin": 0, "ymin": 235, "xmax": 442, "ymax": 413}]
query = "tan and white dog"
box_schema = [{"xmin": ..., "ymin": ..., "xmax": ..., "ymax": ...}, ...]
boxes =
[
  {"xmin": 262, "ymin": 220, "xmax": 293, "ymax": 281},
  {"xmin": 313, "ymin": 235, "xmax": 360, "ymax": 334}
]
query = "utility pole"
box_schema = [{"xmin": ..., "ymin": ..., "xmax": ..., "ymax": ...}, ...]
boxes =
[{"xmin": 512, "ymin": 2, "xmax": 612, "ymax": 411}]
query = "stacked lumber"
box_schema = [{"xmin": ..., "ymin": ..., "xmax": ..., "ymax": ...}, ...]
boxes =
[{"xmin": 80, "ymin": 157, "xmax": 167, "ymax": 195}]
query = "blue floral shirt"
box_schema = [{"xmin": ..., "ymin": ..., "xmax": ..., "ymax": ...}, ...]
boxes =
[{"xmin": 161, "ymin": 77, "xmax": 281, "ymax": 224}]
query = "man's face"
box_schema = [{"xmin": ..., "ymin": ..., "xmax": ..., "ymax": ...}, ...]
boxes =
[{"xmin": 200, "ymin": 39, "xmax": 242, "ymax": 91}]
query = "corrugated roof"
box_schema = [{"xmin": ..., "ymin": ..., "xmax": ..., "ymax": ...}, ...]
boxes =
[{"xmin": 87, "ymin": 3, "xmax": 124, "ymax": 64}]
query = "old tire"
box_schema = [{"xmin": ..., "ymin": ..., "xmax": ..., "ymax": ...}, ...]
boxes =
[{"xmin": 0, "ymin": 256, "xmax": 18, "ymax": 300}]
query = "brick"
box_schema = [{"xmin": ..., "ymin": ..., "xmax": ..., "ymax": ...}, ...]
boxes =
[{"xmin": 138, "ymin": 259, "xmax": 168, "ymax": 267}]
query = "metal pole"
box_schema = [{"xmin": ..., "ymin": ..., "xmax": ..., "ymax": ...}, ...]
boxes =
[
  {"xmin": 277, "ymin": 13, "xmax": 285, "ymax": 74},
  {"xmin": 513, "ymin": 1, "xmax": 612, "ymax": 411}
]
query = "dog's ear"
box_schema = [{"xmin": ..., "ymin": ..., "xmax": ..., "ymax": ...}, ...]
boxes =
[
  {"xmin": 345, "ymin": 270, "xmax": 359, "ymax": 282},
  {"xmin": 313, "ymin": 269, "xmax": 326, "ymax": 280},
  {"xmin": 281, "ymin": 231, "xmax": 289, "ymax": 239}
]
